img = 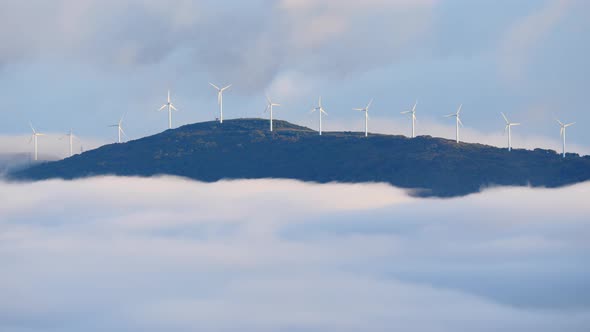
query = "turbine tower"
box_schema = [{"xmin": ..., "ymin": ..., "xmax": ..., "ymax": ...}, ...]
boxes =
[
  {"xmin": 311, "ymin": 96, "xmax": 328, "ymax": 135},
  {"xmin": 401, "ymin": 101, "xmax": 418, "ymax": 138},
  {"xmin": 501, "ymin": 112, "xmax": 520, "ymax": 152},
  {"xmin": 265, "ymin": 95, "xmax": 281, "ymax": 132},
  {"xmin": 557, "ymin": 120, "xmax": 575, "ymax": 158},
  {"xmin": 60, "ymin": 129, "xmax": 77, "ymax": 157},
  {"xmin": 158, "ymin": 90, "xmax": 178, "ymax": 129},
  {"xmin": 29, "ymin": 123, "xmax": 45, "ymax": 161},
  {"xmin": 445, "ymin": 104, "xmax": 463, "ymax": 143},
  {"xmin": 353, "ymin": 99, "xmax": 373, "ymax": 137},
  {"xmin": 210, "ymin": 83, "xmax": 231, "ymax": 123},
  {"xmin": 109, "ymin": 116, "xmax": 126, "ymax": 143}
]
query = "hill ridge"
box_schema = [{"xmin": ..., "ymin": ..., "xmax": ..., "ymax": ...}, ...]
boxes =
[{"xmin": 10, "ymin": 118, "xmax": 590, "ymax": 197}]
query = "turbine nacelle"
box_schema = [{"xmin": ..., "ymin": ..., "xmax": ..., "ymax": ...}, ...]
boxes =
[
  {"xmin": 557, "ymin": 120, "xmax": 575, "ymax": 137},
  {"xmin": 353, "ymin": 99, "xmax": 373, "ymax": 113},
  {"xmin": 401, "ymin": 101, "xmax": 418, "ymax": 120},
  {"xmin": 445, "ymin": 104, "xmax": 463, "ymax": 119},
  {"xmin": 311, "ymin": 97, "xmax": 328, "ymax": 115},
  {"xmin": 265, "ymin": 95, "xmax": 281, "ymax": 111},
  {"xmin": 29, "ymin": 123, "xmax": 45, "ymax": 137},
  {"xmin": 210, "ymin": 83, "xmax": 231, "ymax": 123}
]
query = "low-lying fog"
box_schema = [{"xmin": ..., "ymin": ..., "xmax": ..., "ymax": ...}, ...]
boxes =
[{"xmin": 1, "ymin": 177, "xmax": 588, "ymax": 331}]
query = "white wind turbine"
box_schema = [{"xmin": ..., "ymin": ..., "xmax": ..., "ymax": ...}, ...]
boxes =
[
  {"xmin": 210, "ymin": 83, "xmax": 232, "ymax": 123},
  {"xmin": 158, "ymin": 90, "xmax": 178, "ymax": 129},
  {"xmin": 311, "ymin": 96, "xmax": 328, "ymax": 135},
  {"xmin": 109, "ymin": 116, "xmax": 126, "ymax": 143},
  {"xmin": 557, "ymin": 119, "xmax": 575, "ymax": 158},
  {"xmin": 29, "ymin": 123, "xmax": 45, "ymax": 161},
  {"xmin": 501, "ymin": 112, "xmax": 520, "ymax": 152},
  {"xmin": 445, "ymin": 104, "xmax": 463, "ymax": 143},
  {"xmin": 265, "ymin": 95, "xmax": 281, "ymax": 132},
  {"xmin": 60, "ymin": 129, "xmax": 77, "ymax": 157},
  {"xmin": 353, "ymin": 99, "xmax": 373, "ymax": 137},
  {"xmin": 401, "ymin": 101, "xmax": 418, "ymax": 138}
]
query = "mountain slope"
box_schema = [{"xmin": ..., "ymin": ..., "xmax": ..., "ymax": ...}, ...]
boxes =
[{"xmin": 9, "ymin": 118, "xmax": 590, "ymax": 197}]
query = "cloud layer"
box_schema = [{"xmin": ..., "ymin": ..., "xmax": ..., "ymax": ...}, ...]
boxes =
[{"xmin": 1, "ymin": 177, "xmax": 589, "ymax": 331}]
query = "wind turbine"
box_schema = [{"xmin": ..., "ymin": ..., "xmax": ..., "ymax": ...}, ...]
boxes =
[
  {"xmin": 501, "ymin": 112, "xmax": 520, "ymax": 152},
  {"xmin": 265, "ymin": 95, "xmax": 281, "ymax": 132},
  {"xmin": 60, "ymin": 129, "xmax": 77, "ymax": 157},
  {"xmin": 158, "ymin": 90, "xmax": 178, "ymax": 129},
  {"xmin": 109, "ymin": 116, "xmax": 126, "ymax": 143},
  {"xmin": 557, "ymin": 120, "xmax": 575, "ymax": 158},
  {"xmin": 401, "ymin": 101, "xmax": 418, "ymax": 138},
  {"xmin": 311, "ymin": 96, "xmax": 328, "ymax": 135},
  {"xmin": 210, "ymin": 83, "xmax": 231, "ymax": 123},
  {"xmin": 445, "ymin": 104, "xmax": 463, "ymax": 143},
  {"xmin": 353, "ymin": 99, "xmax": 373, "ymax": 137},
  {"xmin": 29, "ymin": 123, "xmax": 45, "ymax": 161}
]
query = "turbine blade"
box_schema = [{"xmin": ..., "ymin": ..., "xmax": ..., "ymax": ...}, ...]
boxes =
[
  {"xmin": 412, "ymin": 101, "xmax": 417, "ymax": 113},
  {"xmin": 354, "ymin": 108, "xmax": 365, "ymax": 111},
  {"xmin": 159, "ymin": 105, "xmax": 167, "ymax": 111},
  {"xmin": 556, "ymin": 119, "xmax": 564, "ymax": 126},
  {"xmin": 457, "ymin": 104, "xmax": 463, "ymax": 115},
  {"xmin": 209, "ymin": 82, "xmax": 220, "ymax": 90},
  {"xmin": 401, "ymin": 111, "xmax": 411, "ymax": 114},
  {"xmin": 565, "ymin": 122, "xmax": 576, "ymax": 127},
  {"xmin": 501, "ymin": 112, "xmax": 509, "ymax": 123},
  {"xmin": 170, "ymin": 104, "xmax": 178, "ymax": 111},
  {"xmin": 29, "ymin": 122, "xmax": 36, "ymax": 134},
  {"xmin": 512, "ymin": 123, "xmax": 521, "ymax": 126},
  {"xmin": 272, "ymin": 103, "xmax": 281, "ymax": 107},
  {"xmin": 367, "ymin": 98, "xmax": 373, "ymax": 109},
  {"xmin": 457, "ymin": 117, "xmax": 464, "ymax": 127},
  {"xmin": 221, "ymin": 84, "xmax": 232, "ymax": 91},
  {"xmin": 444, "ymin": 114, "xmax": 455, "ymax": 117}
]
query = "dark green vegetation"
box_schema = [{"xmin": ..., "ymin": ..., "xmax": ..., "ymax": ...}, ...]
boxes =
[{"xmin": 9, "ymin": 119, "xmax": 590, "ymax": 197}]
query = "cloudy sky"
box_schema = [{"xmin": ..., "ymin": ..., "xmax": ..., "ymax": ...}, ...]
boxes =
[
  {"xmin": 0, "ymin": 0, "xmax": 588, "ymax": 158},
  {"xmin": 1, "ymin": 177, "xmax": 589, "ymax": 331},
  {"xmin": 1, "ymin": 2, "xmax": 589, "ymax": 330}
]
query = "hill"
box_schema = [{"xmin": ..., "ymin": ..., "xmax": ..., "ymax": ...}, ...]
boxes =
[{"xmin": 9, "ymin": 118, "xmax": 590, "ymax": 197}]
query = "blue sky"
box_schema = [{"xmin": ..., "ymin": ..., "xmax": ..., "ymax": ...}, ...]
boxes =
[{"xmin": 0, "ymin": 0, "xmax": 588, "ymax": 154}]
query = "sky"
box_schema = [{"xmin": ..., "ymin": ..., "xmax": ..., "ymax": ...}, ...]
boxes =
[
  {"xmin": 1, "ymin": 3, "xmax": 589, "ymax": 330},
  {"xmin": 0, "ymin": 0, "xmax": 588, "ymax": 159},
  {"xmin": 1, "ymin": 177, "xmax": 589, "ymax": 331}
]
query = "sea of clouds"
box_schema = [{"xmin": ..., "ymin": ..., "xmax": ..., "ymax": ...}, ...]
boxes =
[{"xmin": 0, "ymin": 176, "xmax": 589, "ymax": 332}]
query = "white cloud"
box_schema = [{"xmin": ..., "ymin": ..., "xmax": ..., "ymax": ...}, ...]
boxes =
[
  {"xmin": 0, "ymin": 0, "xmax": 436, "ymax": 90},
  {"xmin": 0, "ymin": 176, "xmax": 589, "ymax": 331}
]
